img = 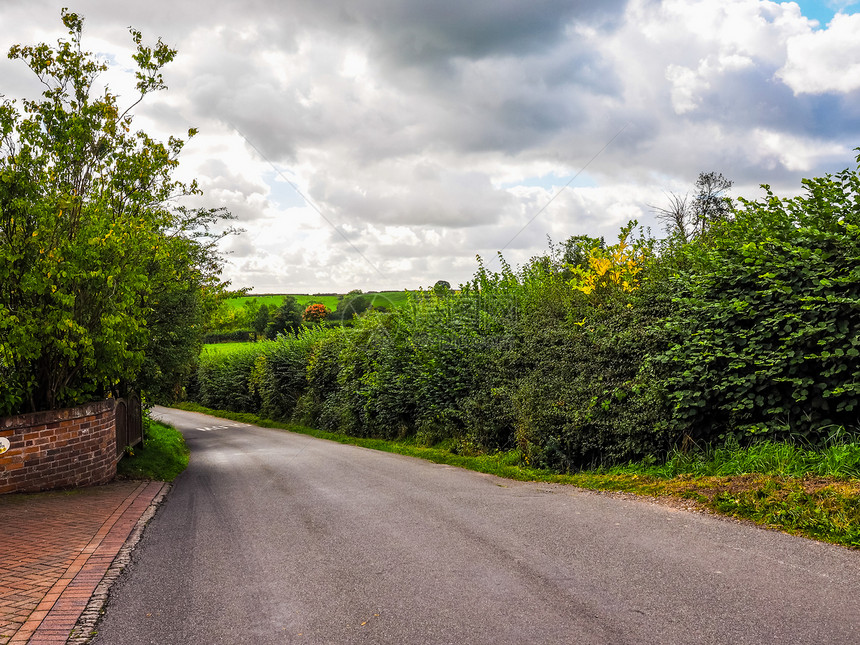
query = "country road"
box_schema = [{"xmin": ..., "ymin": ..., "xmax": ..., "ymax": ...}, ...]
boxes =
[{"xmin": 91, "ymin": 406, "xmax": 860, "ymax": 644}]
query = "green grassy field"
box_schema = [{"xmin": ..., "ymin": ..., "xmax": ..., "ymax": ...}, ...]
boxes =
[
  {"xmin": 202, "ymin": 341, "xmax": 271, "ymax": 356},
  {"xmin": 223, "ymin": 291, "xmax": 411, "ymax": 312},
  {"xmin": 221, "ymin": 294, "xmax": 336, "ymax": 311}
]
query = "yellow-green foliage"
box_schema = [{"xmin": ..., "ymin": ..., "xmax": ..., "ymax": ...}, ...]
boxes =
[{"xmin": 568, "ymin": 224, "xmax": 647, "ymax": 296}]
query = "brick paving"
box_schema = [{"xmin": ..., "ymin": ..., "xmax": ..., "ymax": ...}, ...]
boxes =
[{"xmin": 0, "ymin": 480, "xmax": 167, "ymax": 645}]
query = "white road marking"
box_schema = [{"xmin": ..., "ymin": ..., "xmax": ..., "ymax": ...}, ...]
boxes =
[{"xmin": 195, "ymin": 423, "xmax": 250, "ymax": 432}]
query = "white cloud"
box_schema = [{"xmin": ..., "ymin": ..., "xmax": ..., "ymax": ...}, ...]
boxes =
[
  {"xmin": 666, "ymin": 64, "xmax": 711, "ymax": 114},
  {"xmin": 750, "ymin": 129, "xmax": 850, "ymax": 172},
  {"xmin": 778, "ymin": 12, "xmax": 860, "ymax": 93}
]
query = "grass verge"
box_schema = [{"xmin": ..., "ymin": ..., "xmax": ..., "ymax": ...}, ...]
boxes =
[
  {"xmin": 116, "ymin": 418, "xmax": 190, "ymax": 482},
  {"xmin": 171, "ymin": 402, "xmax": 860, "ymax": 549}
]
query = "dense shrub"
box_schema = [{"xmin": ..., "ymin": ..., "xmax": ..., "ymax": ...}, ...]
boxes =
[
  {"xmin": 196, "ymin": 344, "xmax": 262, "ymax": 413},
  {"xmin": 252, "ymin": 328, "xmax": 328, "ymax": 421},
  {"xmin": 511, "ymin": 286, "xmax": 675, "ymax": 470},
  {"xmin": 661, "ymin": 158, "xmax": 860, "ymax": 445},
  {"xmin": 294, "ymin": 330, "xmax": 356, "ymax": 432},
  {"xmin": 202, "ymin": 330, "xmax": 256, "ymax": 344},
  {"xmin": 195, "ymin": 329, "xmax": 329, "ymax": 420}
]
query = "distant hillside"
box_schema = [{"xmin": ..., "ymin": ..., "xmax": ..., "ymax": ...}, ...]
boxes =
[{"xmin": 222, "ymin": 291, "xmax": 411, "ymax": 312}]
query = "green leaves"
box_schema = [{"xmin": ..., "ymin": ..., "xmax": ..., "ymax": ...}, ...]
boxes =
[
  {"xmin": 661, "ymin": 151, "xmax": 860, "ymax": 444},
  {"xmin": 0, "ymin": 11, "xmax": 232, "ymax": 414}
]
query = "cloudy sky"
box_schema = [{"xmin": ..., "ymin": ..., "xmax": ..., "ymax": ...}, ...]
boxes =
[{"xmin": 1, "ymin": 0, "xmax": 859, "ymax": 293}]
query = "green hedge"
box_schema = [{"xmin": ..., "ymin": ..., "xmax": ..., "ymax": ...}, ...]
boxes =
[
  {"xmin": 190, "ymin": 158, "xmax": 860, "ymax": 469},
  {"xmin": 202, "ymin": 329, "xmax": 256, "ymax": 344},
  {"xmin": 661, "ymin": 163, "xmax": 860, "ymax": 445}
]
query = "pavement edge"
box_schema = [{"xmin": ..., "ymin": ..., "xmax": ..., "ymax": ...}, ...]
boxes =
[{"xmin": 65, "ymin": 482, "xmax": 171, "ymax": 645}]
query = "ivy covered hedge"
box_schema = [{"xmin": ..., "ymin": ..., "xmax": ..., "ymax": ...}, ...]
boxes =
[{"xmin": 189, "ymin": 157, "xmax": 860, "ymax": 470}]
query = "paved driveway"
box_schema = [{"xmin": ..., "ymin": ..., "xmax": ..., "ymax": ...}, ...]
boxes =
[
  {"xmin": 0, "ymin": 481, "xmax": 165, "ymax": 645},
  {"xmin": 92, "ymin": 407, "xmax": 860, "ymax": 645}
]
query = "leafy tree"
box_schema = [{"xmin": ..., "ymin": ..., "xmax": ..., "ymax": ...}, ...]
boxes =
[
  {"xmin": 562, "ymin": 234, "xmax": 605, "ymax": 269},
  {"xmin": 136, "ymin": 231, "xmax": 228, "ymax": 401},
  {"xmin": 655, "ymin": 171, "xmax": 733, "ymax": 242},
  {"xmin": 0, "ymin": 10, "xmax": 232, "ymax": 414},
  {"xmin": 266, "ymin": 296, "xmax": 303, "ymax": 338},
  {"xmin": 433, "ymin": 280, "xmax": 451, "ymax": 296},
  {"xmin": 252, "ymin": 303, "xmax": 271, "ymax": 336},
  {"xmin": 302, "ymin": 303, "xmax": 330, "ymax": 323},
  {"xmin": 332, "ymin": 292, "xmax": 372, "ymax": 321},
  {"xmin": 230, "ymin": 297, "xmax": 260, "ymax": 330}
]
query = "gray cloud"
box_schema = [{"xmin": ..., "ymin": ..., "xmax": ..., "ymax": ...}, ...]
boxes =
[
  {"xmin": 1, "ymin": 0, "xmax": 857, "ymax": 293},
  {"xmin": 262, "ymin": 0, "xmax": 628, "ymax": 64}
]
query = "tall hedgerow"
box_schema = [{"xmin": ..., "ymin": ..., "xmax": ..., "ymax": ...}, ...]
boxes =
[
  {"xmin": 197, "ymin": 344, "xmax": 262, "ymax": 413},
  {"xmin": 251, "ymin": 327, "xmax": 331, "ymax": 421},
  {"xmin": 190, "ymin": 157, "xmax": 860, "ymax": 471},
  {"xmin": 659, "ymin": 154, "xmax": 860, "ymax": 445}
]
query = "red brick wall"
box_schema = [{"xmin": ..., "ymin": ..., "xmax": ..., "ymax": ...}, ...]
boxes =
[{"xmin": 0, "ymin": 400, "xmax": 119, "ymax": 494}]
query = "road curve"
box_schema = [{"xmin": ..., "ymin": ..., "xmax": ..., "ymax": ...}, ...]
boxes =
[{"xmin": 91, "ymin": 406, "xmax": 860, "ymax": 644}]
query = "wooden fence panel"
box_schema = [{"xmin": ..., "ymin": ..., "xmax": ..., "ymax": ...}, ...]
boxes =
[{"xmin": 115, "ymin": 399, "xmax": 128, "ymax": 457}]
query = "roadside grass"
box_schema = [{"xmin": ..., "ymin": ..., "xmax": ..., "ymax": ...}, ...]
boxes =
[
  {"xmin": 171, "ymin": 402, "xmax": 860, "ymax": 549},
  {"xmin": 116, "ymin": 418, "xmax": 190, "ymax": 482},
  {"xmin": 610, "ymin": 436, "xmax": 860, "ymax": 480}
]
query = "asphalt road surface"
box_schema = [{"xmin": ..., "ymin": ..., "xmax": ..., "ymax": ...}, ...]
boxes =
[{"xmin": 92, "ymin": 407, "xmax": 860, "ymax": 644}]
